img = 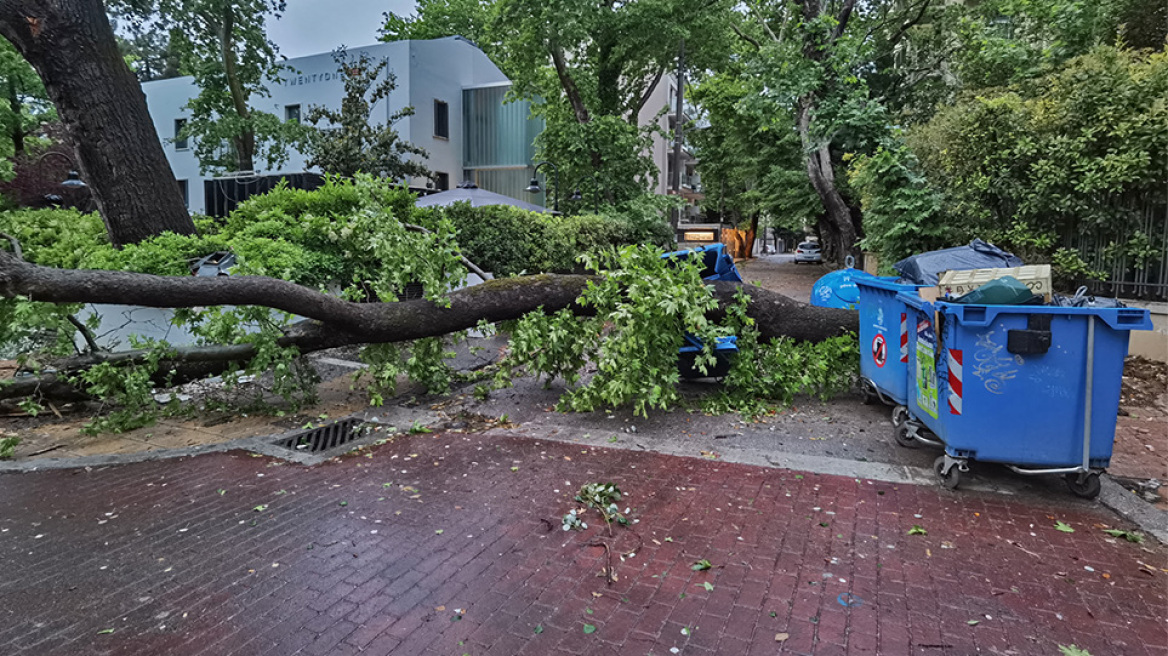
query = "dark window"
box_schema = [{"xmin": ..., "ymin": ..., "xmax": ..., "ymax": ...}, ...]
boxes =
[
  {"xmin": 285, "ymin": 104, "xmax": 301, "ymax": 122},
  {"xmin": 434, "ymin": 100, "xmax": 449, "ymax": 139},
  {"xmin": 434, "ymin": 172, "xmax": 450, "ymax": 191},
  {"xmin": 177, "ymin": 179, "xmax": 189, "ymax": 207},
  {"xmin": 174, "ymin": 119, "xmax": 188, "ymax": 150}
]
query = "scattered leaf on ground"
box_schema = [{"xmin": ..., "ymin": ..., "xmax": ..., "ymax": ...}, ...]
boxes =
[
  {"xmin": 692, "ymin": 559, "xmax": 712, "ymax": 571},
  {"xmin": 775, "ymin": 632, "xmax": 789, "ymax": 642},
  {"xmin": 253, "ymin": 505, "xmax": 267, "ymax": 512},
  {"xmin": 583, "ymin": 623, "xmax": 596, "ymax": 634},
  {"xmin": 967, "ymin": 620, "xmax": 979, "ymax": 626},
  {"xmin": 1103, "ymin": 529, "xmax": 1143, "ymax": 543},
  {"xmin": 1054, "ymin": 521, "xmax": 1075, "ymax": 533},
  {"xmin": 435, "ymin": 530, "xmax": 444, "ymax": 535},
  {"xmin": 1059, "ymin": 646, "xmax": 1092, "ymax": 656},
  {"xmin": 533, "ymin": 624, "xmax": 543, "ymax": 634},
  {"xmin": 97, "ymin": 629, "xmax": 115, "ymax": 635},
  {"xmin": 909, "ymin": 525, "xmax": 927, "ymax": 536},
  {"xmin": 702, "ymin": 582, "xmax": 714, "ymax": 592}
]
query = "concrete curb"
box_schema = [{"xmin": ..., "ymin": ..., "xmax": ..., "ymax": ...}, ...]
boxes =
[{"xmin": 1099, "ymin": 474, "xmax": 1168, "ymax": 545}]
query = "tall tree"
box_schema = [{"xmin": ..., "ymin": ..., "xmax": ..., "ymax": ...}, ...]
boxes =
[
  {"xmin": 489, "ymin": 0, "xmax": 735, "ymax": 203},
  {"xmin": 156, "ymin": 0, "xmax": 300, "ymax": 174},
  {"xmin": 0, "ymin": 0, "xmax": 197, "ymax": 245},
  {"xmin": 303, "ymin": 50, "xmax": 430, "ymax": 181},
  {"xmin": 0, "ymin": 39, "xmax": 51, "ymax": 157}
]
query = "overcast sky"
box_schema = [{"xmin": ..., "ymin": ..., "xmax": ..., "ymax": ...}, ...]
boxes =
[{"xmin": 268, "ymin": 0, "xmax": 419, "ymax": 59}]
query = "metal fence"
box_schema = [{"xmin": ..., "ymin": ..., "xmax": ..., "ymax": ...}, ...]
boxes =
[{"xmin": 1063, "ymin": 194, "xmax": 1168, "ymax": 301}]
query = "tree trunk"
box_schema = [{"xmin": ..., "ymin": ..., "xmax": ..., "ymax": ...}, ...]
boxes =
[
  {"xmin": 0, "ymin": 249, "xmax": 860, "ymax": 399},
  {"xmin": 0, "ymin": 0, "xmax": 197, "ymax": 246},
  {"xmin": 797, "ymin": 98, "xmax": 858, "ymax": 264},
  {"xmin": 220, "ymin": 1, "xmax": 255, "ymax": 172}
]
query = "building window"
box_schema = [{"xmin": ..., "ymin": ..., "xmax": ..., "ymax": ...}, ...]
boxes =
[
  {"xmin": 434, "ymin": 172, "xmax": 450, "ymax": 191},
  {"xmin": 285, "ymin": 104, "xmax": 301, "ymax": 123},
  {"xmin": 434, "ymin": 100, "xmax": 449, "ymax": 139},
  {"xmin": 177, "ymin": 179, "xmax": 189, "ymax": 208},
  {"xmin": 174, "ymin": 119, "xmax": 188, "ymax": 150}
]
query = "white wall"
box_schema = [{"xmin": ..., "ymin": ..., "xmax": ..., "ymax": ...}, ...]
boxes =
[{"xmin": 141, "ymin": 38, "xmax": 507, "ymax": 214}]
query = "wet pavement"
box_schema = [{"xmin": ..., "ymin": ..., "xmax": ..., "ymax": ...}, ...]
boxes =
[{"xmin": 2, "ymin": 430, "xmax": 1164, "ymax": 656}]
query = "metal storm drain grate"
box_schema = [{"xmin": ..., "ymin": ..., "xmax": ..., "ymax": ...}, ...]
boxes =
[{"xmin": 273, "ymin": 417, "xmax": 367, "ymax": 454}]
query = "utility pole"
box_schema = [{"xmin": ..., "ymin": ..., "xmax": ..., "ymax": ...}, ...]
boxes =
[{"xmin": 669, "ymin": 39, "xmax": 685, "ymax": 231}]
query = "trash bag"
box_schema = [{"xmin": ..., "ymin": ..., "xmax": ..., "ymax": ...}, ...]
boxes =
[
  {"xmin": 1051, "ymin": 286, "xmax": 1125, "ymax": 308},
  {"xmin": 950, "ymin": 276, "xmax": 1038, "ymax": 305},
  {"xmin": 894, "ymin": 239, "xmax": 1023, "ymax": 285}
]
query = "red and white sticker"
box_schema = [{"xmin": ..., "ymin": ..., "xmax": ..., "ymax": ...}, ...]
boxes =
[
  {"xmin": 899, "ymin": 313, "xmax": 909, "ymax": 363},
  {"xmin": 948, "ymin": 348, "xmax": 963, "ymax": 415},
  {"xmin": 872, "ymin": 333, "xmax": 887, "ymax": 368}
]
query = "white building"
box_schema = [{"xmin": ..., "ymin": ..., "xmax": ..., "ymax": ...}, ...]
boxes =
[
  {"xmin": 142, "ymin": 36, "xmax": 695, "ymax": 218},
  {"xmin": 142, "ymin": 37, "xmax": 540, "ymax": 215}
]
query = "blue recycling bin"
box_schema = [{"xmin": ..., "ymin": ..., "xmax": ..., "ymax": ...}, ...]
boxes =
[
  {"xmin": 662, "ymin": 243, "xmax": 742, "ymax": 282},
  {"xmin": 897, "ymin": 291, "xmax": 1153, "ymax": 496},
  {"xmin": 811, "ymin": 267, "xmax": 880, "ymax": 310},
  {"xmin": 663, "ymin": 244, "xmax": 743, "ymax": 378},
  {"xmin": 855, "ymin": 277, "xmax": 930, "ymax": 405}
]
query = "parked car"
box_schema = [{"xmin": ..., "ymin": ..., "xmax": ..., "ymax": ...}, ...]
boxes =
[{"xmin": 794, "ymin": 241, "xmax": 822, "ymax": 264}]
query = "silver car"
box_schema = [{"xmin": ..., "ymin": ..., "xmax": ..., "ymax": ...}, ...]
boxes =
[{"xmin": 794, "ymin": 241, "xmax": 822, "ymax": 264}]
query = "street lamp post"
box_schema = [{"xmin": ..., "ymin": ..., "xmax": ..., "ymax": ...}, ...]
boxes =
[
  {"xmin": 569, "ymin": 172, "xmax": 601, "ymax": 214},
  {"xmin": 35, "ymin": 151, "xmax": 88, "ymax": 189},
  {"xmin": 524, "ymin": 160, "xmax": 559, "ymax": 213}
]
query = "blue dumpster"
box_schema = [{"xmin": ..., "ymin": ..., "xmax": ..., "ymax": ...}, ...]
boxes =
[
  {"xmin": 855, "ymin": 277, "xmax": 930, "ymax": 408},
  {"xmin": 896, "ymin": 291, "xmax": 1153, "ymax": 497},
  {"xmin": 663, "ymin": 244, "xmax": 743, "ymax": 378},
  {"xmin": 663, "ymin": 243, "xmax": 742, "ymax": 282},
  {"xmin": 811, "ymin": 267, "xmax": 879, "ymax": 310}
]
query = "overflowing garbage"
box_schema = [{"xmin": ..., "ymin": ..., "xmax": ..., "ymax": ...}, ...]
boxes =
[{"xmin": 853, "ymin": 241, "xmax": 1153, "ymax": 497}]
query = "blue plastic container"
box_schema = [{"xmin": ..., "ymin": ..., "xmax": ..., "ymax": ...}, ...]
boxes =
[
  {"xmin": 662, "ymin": 243, "xmax": 742, "ymax": 282},
  {"xmin": 898, "ymin": 291, "xmax": 1152, "ymax": 469},
  {"xmin": 855, "ymin": 277, "xmax": 930, "ymax": 405},
  {"xmin": 811, "ymin": 267, "xmax": 879, "ymax": 310},
  {"xmin": 663, "ymin": 244, "xmax": 744, "ymax": 377}
]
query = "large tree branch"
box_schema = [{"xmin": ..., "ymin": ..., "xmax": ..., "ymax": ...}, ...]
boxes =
[
  {"xmin": 549, "ymin": 45, "xmax": 591, "ymax": 124},
  {"xmin": 0, "ymin": 254, "xmax": 859, "ymax": 401}
]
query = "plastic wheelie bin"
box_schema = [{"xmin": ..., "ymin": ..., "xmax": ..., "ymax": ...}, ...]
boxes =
[
  {"xmin": 894, "ymin": 291, "xmax": 1153, "ymax": 497},
  {"xmin": 855, "ymin": 277, "xmax": 930, "ymax": 425},
  {"xmin": 663, "ymin": 244, "xmax": 743, "ymax": 378}
]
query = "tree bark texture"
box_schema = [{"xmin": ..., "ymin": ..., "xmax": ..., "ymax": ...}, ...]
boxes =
[
  {"xmin": 795, "ymin": 0, "xmax": 861, "ymax": 265},
  {"xmin": 0, "ymin": 250, "xmax": 859, "ymax": 399},
  {"xmin": 0, "ymin": 0, "xmax": 197, "ymax": 246}
]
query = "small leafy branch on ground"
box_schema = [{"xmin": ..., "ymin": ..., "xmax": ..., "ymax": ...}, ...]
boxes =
[
  {"xmin": 0, "ymin": 434, "xmax": 19, "ymax": 459},
  {"xmin": 563, "ymin": 483, "xmax": 630, "ymax": 536}
]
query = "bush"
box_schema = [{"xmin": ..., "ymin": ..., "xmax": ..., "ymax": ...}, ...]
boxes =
[
  {"xmin": 445, "ymin": 197, "xmax": 674, "ymax": 276},
  {"xmin": 0, "ymin": 208, "xmax": 108, "ymax": 268}
]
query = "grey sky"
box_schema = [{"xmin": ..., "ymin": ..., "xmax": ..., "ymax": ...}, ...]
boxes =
[{"xmin": 268, "ymin": 0, "xmax": 419, "ymax": 59}]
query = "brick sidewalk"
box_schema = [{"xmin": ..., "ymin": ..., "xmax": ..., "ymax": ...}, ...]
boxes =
[{"xmin": 1, "ymin": 431, "xmax": 1163, "ymax": 656}]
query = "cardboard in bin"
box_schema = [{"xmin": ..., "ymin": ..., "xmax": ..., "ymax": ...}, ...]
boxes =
[{"xmin": 937, "ymin": 265, "xmax": 1051, "ymax": 301}]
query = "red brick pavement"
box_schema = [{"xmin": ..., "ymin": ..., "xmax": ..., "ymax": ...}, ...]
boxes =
[{"xmin": 0, "ymin": 431, "xmax": 1164, "ymax": 656}]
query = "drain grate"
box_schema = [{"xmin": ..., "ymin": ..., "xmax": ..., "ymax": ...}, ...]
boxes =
[{"xmin": 273, "ymin": 417, "xmax": 367, "ymax": 454}]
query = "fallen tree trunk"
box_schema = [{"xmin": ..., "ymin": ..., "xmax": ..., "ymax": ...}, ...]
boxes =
[{"xmin": 0, "ymin": 250, "xmax": 859, "ymax": 400}]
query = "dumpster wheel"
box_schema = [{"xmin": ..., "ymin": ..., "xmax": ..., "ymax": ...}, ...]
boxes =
[
  {"xmin": 933, "ymin": 456, "xmax": 962, "ymax": 490},
  {"xmin": 891, "ymin": 406, "xmax": 909, "ymax": 427},
  {"xmin": 894, "ymin": 424, "xmax": 919, "ymax": 449},
  {"xmin": 1064, "ymin": 473, "xmax": 1101, "ymax": 499}
]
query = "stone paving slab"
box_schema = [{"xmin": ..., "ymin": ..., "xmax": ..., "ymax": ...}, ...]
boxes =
[{"xmin": 1, "ymin": 431, "xmax": 1164, "ymax": 656}]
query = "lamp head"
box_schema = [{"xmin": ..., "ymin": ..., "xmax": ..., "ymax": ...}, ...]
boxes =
[
  {"xmin": 60, "ymin": 170, "xmax": 87, "ymax": 189},
  {"xmin": 524, "ymin": 177, "xmax": 542, "ymax": 194}
]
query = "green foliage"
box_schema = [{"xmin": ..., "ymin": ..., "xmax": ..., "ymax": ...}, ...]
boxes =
[
  {"xmin": 444, "ymin": 199, "xmax": 672, "ymax": 276},
  {"xmin": 157, "ymin": 0, "xmax": 305, "ymax": 173},
  {"xmin": 0, "ymin": 208, "xmax": 108, "ymax": 268},
  {"xmin": 0, "ymin": 434, "xmax": 19, "ymax": 459},
  {"xmin": 303, "ymin": 50, "xmax": 430, "ymax": 181},
  {"xmin": 503, "ymin": 245, "xmax": 727, "ymax": 417},
  {"xmin": 903, "ymin": 45, "xmax": 1166, "ymax": 287},
  {"xmin": 575, "ymin": 482, "xmax": 629, "ymax": 527},
  {"xmin": 848, "ymin": 140, "xmax": 948, "ymax": 264}
]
